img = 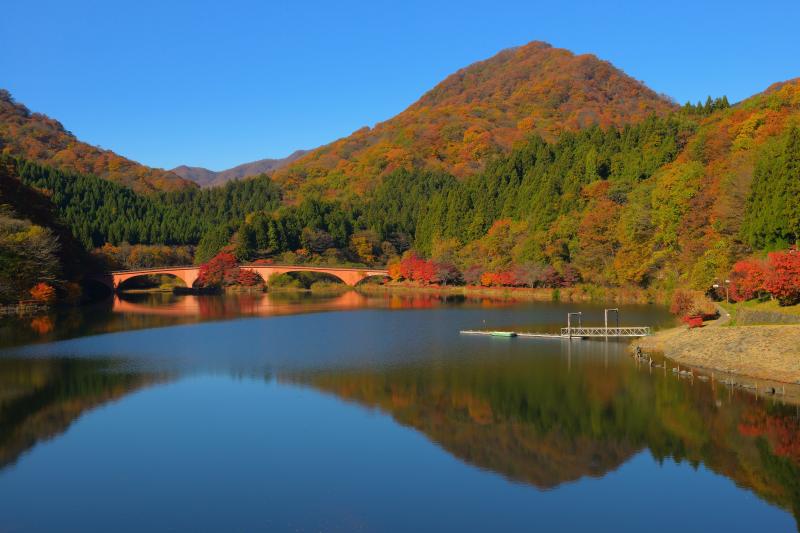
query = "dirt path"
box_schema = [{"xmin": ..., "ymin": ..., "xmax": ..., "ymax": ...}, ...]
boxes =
[{"xmin": 708, "ymin": 304, "xmax": 731, "ymax": 327}]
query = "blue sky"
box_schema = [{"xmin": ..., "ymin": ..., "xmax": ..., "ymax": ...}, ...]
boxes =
[{"xmin": 2, "ymin": 0, "xmax": 799, "ymax": 171}]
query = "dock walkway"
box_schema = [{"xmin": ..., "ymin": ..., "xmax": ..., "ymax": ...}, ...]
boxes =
[
  {"xmin": 460, "ymin": 330, "xmax": 574, "ymax": 339},
  {"xmin": 460, "ymin": 326, "xmax": 650, "ymax": 339}
]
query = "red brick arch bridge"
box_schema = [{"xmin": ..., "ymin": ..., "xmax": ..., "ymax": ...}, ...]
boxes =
[{"xmin": 93, "ymin": 264, "xmax": 390, "ymax": 291}]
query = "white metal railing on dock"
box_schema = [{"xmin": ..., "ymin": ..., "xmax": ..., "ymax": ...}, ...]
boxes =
[{"xmin": 559, "ymin": 326, "xmax": 651, "ymax": 337}]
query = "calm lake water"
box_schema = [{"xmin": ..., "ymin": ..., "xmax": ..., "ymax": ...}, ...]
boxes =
[{"xmin": 1, "ymin": 292, "xmax": 799, "ymax": 532}]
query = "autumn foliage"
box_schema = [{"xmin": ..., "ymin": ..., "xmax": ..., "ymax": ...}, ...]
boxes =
[
  {"xmin": 729, "ymin": 259, "xmax": 769, "ymax": 302},
  {"xmin": 728, "ymin": 249, "xmax": 800, "ymax": 306},
  {"xmin": 669, "ymin": 289, "xmax": 715, "ymax": 318},
  {"xmin": 29, "ymin": 282, "xmax": 56, "ymax": 304},
  {"xmin": 388, "ymin": 250, "xmax": 578, "ymax": 289},
  {"xmin": 196, "ymin": 253, "xmax": 264, "ymax": 289},
  {"xmin": 393, "ymin": 252, "xmax": 438, "ymax": 285},
  {"xmin": 5, "ymin": 48, "xmax": 800, "ymax": 300},
  {"xmin": 763, "ymin": 249, "xmax": 800, "ymax": 305},
  {"xmin": 273, "ymin": 41, "xmax": 675, "ymax": 197},
  {"xmin": 0, "ymin": 90, "xmax": 193, "ymax": 194}
]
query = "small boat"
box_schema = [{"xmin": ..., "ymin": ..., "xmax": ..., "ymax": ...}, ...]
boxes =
[{"xmin": 490, "ymin": 331, "xmax": 517, "ymax": 337}]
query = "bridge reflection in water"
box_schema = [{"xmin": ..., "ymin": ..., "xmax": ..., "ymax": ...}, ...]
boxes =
[
  {"xmin": 110, "ymin": 290, "xmax": 483, "ymax": 323},
  {"xmin": 112, "ymin": 291, "xmax": 368, "ymax": 318}
]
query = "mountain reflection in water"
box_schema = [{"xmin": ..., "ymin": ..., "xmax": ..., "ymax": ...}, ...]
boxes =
[{"xmin": 0, "ymin": 295, "xmax": 798, "ymax": 531}]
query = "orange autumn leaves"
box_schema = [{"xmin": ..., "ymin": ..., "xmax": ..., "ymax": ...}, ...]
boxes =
[
  {"xmin": 0, "ymin": 90, "xmax": 193, "ymax": 194},
  {"xmin": 273, "ymin": 41, "xmax": 675, "ymax": 198},
  {"xmin": 29, "ymin": 282, "xmax": 56, "ymax": 303}
]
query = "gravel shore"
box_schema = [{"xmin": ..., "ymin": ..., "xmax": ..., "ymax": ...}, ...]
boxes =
[{"xmin": 637, "ymin": 322, "xmax": 800, "ymax": 385}]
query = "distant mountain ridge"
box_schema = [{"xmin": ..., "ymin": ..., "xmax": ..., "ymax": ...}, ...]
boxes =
[{"xmin": 171, "ymin": 150, "xmax": 308, "ymax": 187}]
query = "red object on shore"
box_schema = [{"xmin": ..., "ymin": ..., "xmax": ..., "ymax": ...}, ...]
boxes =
[{"xmin": 682, "ymin": 315, "xmax": 704, "ymax": 328}]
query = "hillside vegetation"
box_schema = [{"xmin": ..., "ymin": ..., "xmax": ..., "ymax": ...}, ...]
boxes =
[
  {"xmin": 0, "ymin": 159, "xmax": 95, "ymax": 304},
  {"xmin": 0, "ymin": 90, "xmax": 194, "ymax": 194},
  {"xmin": 273, "ymin": 41, "xmax": 677, "ymax": 197},
  {"xmin": 10, "ymin": 79, "xmax": 800, "ymax": 294},
  {"xmin": 2, "ymin": 42, "xmax": 798, "ymax": 297}
]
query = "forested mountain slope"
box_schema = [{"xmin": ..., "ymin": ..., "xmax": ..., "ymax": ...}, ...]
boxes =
[
  {"xmin": 13, "ymin": 78, "xmax": 798, "ymax": 291},
  {"xmin": 6, "ymin": 156, "xmax": 282, "ymax": 250},
  {"xmin": 0, "ymin": 159, "xmax": 97, "ymax": 303},
  {"xmin": 0, "ymin": 90, "xmax": 194, "ymax": 194},
  {"xmin": 273, "ymin": 41, "xmax": 677, "ymax": 197},
  {"xmin": 635, "ymin": 78, "xmax": 800, "ymax": 288},
  {"xmin": 404, "ymin": 78, "xmax": 800, "ymax": 289},
  {"xmin": 4, "ymin": 37, "xmax": 797, "ymax": 294}
]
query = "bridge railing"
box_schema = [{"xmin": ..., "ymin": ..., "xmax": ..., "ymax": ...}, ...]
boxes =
[{"xmin": 560, "ymin": 326, "xmax": 651, "ymax": 337}]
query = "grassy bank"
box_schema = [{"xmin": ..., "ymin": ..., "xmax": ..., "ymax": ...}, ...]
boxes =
[{"xmin": 719, "ymin": 300, "xmax": 800, "ymax": 326}]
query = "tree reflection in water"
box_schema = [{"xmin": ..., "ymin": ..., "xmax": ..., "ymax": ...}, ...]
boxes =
[
  {"xmin": 285, "ymin": 353, "xmax": 800, "ymax": 525},
  {"xmin": 1, "ymin": 297, "xmax": 798, "ymax": 528}
]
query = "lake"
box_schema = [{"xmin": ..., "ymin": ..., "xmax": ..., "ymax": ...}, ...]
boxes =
[{"xmin": 1, "ymin": 292, "xmax": 798, "ymax": 532}]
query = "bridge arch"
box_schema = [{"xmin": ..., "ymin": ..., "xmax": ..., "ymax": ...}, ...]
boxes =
[
  {"xmin": 353, "ymin": 273, "xmax": 391, "ymax": 286},
  {"xmin": 116, "ymin": 272, "xmax": 191, "ymax": 292},
  {"xmin": 98, "ymin": 267, "xmax": 201, "ymax": 291},
  {"xmin": 240, "ymin": 265, "xmax": 387, "ymax": 287},
  {"xmin": 270, "ymin": 270, "xmax": 349, "ymax": 288}
]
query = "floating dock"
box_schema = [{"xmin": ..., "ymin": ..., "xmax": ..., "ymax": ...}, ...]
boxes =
[
  {"xmin": 460, "ymin": 330, "xmax": 579, "ymax": 340},
  {"xmin": 460, "ymin": 326, "xmax": 651, "ymax": 339}
]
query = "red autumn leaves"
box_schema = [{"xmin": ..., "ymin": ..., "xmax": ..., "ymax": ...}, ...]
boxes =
[
  {"xmin": 729, "ymin": 249, "xmax": 800, "ymax": 306},
  {"xmin": 196, "ymin": 253, "xmax": 264, "ymax": 288},
  {"xmin": 389, "ymin": 252, "xmax": 456, "ymax": 285},
  {"xmin": 29, "ymin": 282, "xmax": 57, "ymax": 303},
  {"xmin": 388, "ymin": 251, "xmax": 578, "ymax": 288}
]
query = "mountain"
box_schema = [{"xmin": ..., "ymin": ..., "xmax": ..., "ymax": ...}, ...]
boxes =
[
  {"xmin": 621, "ymin": 77, "xmax": 800, "ymax": 288},
  {"xmin": 0, "ymin": 90, "xmax": 195, "ymax": 194},
  {"xmin": 274, "ymin": 41, "xmax": 677, "ymax": 197},
  {"xmin": 172, "ymin": 150, "xmax": 308, "ymax": 187},
  {"xmin": 395, "ymin": 77, "xmax": 800, "ymax": 289},
  {"xmin": 5, "ymin": 40, "xmax": 798, "ymax": 293}
]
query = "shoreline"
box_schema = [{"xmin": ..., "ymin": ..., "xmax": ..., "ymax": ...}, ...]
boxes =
[
  {"xmin": 0, "ymin": 301, "xmax": 49, "ymax": 317},
  {"xmin": 357, "ymin": 282, "xmax": 667, "ymax": 304},
  {"xmin": 122, "ymin": 281, "xmax": 670, "ymax": 304},
  {"xmin": 635, "ymin": 318, "xmax": 800, "ymax": 402}
]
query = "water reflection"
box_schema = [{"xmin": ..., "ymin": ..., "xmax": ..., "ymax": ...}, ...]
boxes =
[
  {"xmin": 285, "ymin": 351, "xmax": 800, "ymax": 522},
  {"xmin": 0, "ymin": 291, "xmax": 489, "ymax": 349},
  {"xmin": 0, "ymin": 297, "xmax": 798, "ymax": 530},
  {"xmin": 0, "ymin": 357, "xmax": 169, "ymax": 469}
]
